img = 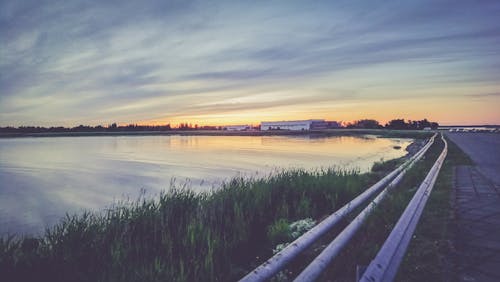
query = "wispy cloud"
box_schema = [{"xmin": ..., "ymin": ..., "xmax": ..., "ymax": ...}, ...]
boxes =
[
  {"xmin": 463, "ymin": 92, "xmax": 500, "ymax": 98},
  {"xmin": 1, "ymin": 0, "xmax": 500, "ymax": 125}
]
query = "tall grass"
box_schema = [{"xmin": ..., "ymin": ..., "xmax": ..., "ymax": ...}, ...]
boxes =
[
  {"xmin": 295, "ymin": 135, "xmax": 445, "ymax": 281},
  {"xmin": 302, "ymin": 135, "xmax": 470, "ymax": 281},
  {"xmin": 1, "ymin": 166, "xmax": 383, "ymax": 282}
]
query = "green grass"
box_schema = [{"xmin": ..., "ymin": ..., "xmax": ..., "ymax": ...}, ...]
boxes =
[
  {"xmin": 1, "ymin": 167, "xmax": 381, "ymax": 282},
  {"xmin": 286, "ymin": 133, "xmax": 444, "ymax": 281},
  {"xmin": 0, "ymin": 133, "xmax": 435, "ymax": 282},
  {"xmin": 297, "ymin": 135, "xmax": 471, "ymax": 281}
]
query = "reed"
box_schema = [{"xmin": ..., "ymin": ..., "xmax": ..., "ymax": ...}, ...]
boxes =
[
  {"xmin": 305, "ymin": 135, "xmax": 471, "ymax": 281},
  {"xmin": 1, "ymin": 166, "xmax": 380, "ymax": 282}
]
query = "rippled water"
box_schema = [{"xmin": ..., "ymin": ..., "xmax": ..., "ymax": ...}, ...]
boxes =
[{"xmin": 0, "ymin": 135, "xmax": 412, "ymax": 235}]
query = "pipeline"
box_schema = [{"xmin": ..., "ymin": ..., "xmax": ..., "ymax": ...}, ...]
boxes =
[
  {"xmin": 294, "ymin": 135, "xmax": 437, "ymax": 281},
  {"xmin": 360, "ymin": 134, "xmax": 447, "ymax": 282},
  {"xmin": 240, "ymin": 134, "xmax": 436, "ymax": 282}
]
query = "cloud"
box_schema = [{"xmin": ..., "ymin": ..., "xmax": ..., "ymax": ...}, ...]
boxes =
[
  {"xmin": 463, "ymin": 93, "xmax": 500, "ymax": 98},
  {"xmin": 1, "ymin": 0, "xmax": 500, "ymax": 125}
]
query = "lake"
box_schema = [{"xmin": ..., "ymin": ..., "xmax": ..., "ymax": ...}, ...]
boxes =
[{"xmin": 0, "ymin": 135, "xmax": 412, "ymax": 235}]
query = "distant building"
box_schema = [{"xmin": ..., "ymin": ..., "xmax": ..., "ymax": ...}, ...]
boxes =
[
  {"xmin": 261, "ymin": 119, "xmax": 339, "ymax": 131},
  {"xmin": 310, "ymin": 120, "xmax": 341, "ymax": 130},
  {"xmin": 224, "ymin": 125, "xmax": 250, "ymax": 131}
]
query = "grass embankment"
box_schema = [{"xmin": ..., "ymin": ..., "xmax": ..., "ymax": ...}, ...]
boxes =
[
  {"xmin": 1, "ymin": 168, "xmax": 387, "ymax": 282},
  {"xmin": 299, "ymin": 135, "xmax": 471, "ymax": 281},
  {"xmin": 396, "ymin": 136, "xmax": 472, "ymax": 281}
]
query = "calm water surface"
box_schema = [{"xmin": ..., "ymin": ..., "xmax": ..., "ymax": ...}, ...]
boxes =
[{"xmin": 0, "ymin": 135, "xmax": 412, "ymax": 235}]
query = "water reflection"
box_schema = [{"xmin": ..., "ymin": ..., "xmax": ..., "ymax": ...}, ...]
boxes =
[{"xmin": 0, "ymin": 135, "xmax": 412, "ymax": 235}]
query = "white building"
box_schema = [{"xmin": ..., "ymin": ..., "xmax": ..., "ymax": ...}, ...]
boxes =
[
  {"xmin": 260, "ymin": 120, "xmax": 325, "ymax": 131},
  {"xmin": 224, "ymin": 125, "xmax": 250, "ymax": 131}
]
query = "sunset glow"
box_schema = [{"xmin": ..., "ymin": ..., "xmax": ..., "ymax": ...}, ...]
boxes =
[{"xmin": 1, "ymin": 1, "xmax": 499, "ymax": 126}]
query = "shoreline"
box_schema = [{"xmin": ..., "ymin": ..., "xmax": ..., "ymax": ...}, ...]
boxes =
[
  {"xmin": 0, "ymin": 135, "xmax": 440, "ymax": 281},
  {"xmin": 0, "ymin": 128, "xmax": 433, "ymax": 138}
]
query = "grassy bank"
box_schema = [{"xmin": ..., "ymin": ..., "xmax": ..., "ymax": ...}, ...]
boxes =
[
  {"xmin": 0, "ymin": 132, "xmax": 433, "ymax": 282},
  {"xmin": 289, "ymin": 135, "xmax": 470, "ymax": 281},
  {"xmin": 1, "ymin": 167, "xmax": 388, "ymax": 281},
  {"xmin": 253, "ymin": 133, "xmax": 444, "ymax": 281}
]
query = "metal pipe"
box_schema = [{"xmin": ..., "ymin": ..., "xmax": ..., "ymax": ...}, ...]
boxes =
[
  {"xmin": 240, "ymin": 134, "xmax": 436, "ymax": 282},
  {"xmin": 294, "ymin": 135, "xmax": 432, "ymax": 281},
  {"xmin": 360, "ymin": 134, "xmax": 447, "ymax": 282}
]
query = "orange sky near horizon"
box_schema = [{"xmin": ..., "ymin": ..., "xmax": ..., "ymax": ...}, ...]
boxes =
[
  {"xmin": 2, "ymin": 1, "xmax": 500, "ymax": 128},
  {"xmin": 138, "ymin": 94, "xmax": 500, "ymax": 127}
]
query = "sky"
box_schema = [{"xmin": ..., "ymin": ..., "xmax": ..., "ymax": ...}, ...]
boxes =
[{"xmin": 1, "ymin": 0, "xmax": 499, "ymax": 127}]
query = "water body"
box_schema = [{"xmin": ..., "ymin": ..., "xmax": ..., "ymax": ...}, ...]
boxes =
[{"xmin": 0, "ymin": 135, "xmax": 412, "ymax": 235}]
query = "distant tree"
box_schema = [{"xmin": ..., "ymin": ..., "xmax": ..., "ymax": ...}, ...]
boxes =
[
  {"xmin": 385, "ymin": 119, "xmax": 408, "ymax": 130},
  {"xmin": 385, "ymin": 118, "xmax": 439, "ymax": 130},
  {"xmin": 408, "ymin": 120, "xmax": 418, "ymax": 130},
  {"xmin": 418, "ymin": 119, "xmax": 431, "ymax": 129},
  {"xmin": 178, "ymin": 123, "xmax": 194, "ymax": 130},
  {"xmin": 347, "ymin": 119, "xmax": 382, "ymax": 129},
  {"xmin": 1, "ymin": 122, "xmax": 176, "ymax": 134}
]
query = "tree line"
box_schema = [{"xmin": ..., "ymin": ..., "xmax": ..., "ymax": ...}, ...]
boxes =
[
  {"xmin": 0, "ymin": 118, "xmax": 438, "ymax": 133},
  {"xmin": 0, "ymin": 123, "xmax": 248, "ymax": 133},
  {"xmin": 344, "ymin": 118, "xmax": 438, "ymax": 130},
  {"xmin": 0, "ymin": 123, "xmax": 172, "ymax": 133}
]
